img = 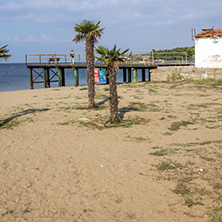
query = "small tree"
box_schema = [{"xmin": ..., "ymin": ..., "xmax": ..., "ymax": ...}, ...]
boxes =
[
  {"xmin": 0, "ymin": 44, "xmax": 11, "ymax": 61},
  {"xmin": 96, "ymin": 45, "xmax": 129, "ymax": 123},
  {"xmin": 73, "ymin": 20, "xmax": 105, "ymax": 109}
]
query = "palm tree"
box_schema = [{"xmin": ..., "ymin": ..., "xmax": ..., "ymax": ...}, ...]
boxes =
[
  {"xmin": 73, "ymin": 20, "xmax": 104, "ymax": 109},
  {"xmin": 96, "ymin": 45, "xmax": 129, "ymax": 124},
  {"xmin": 0, "ymin": 44, "xmax": 11, "ymax": 61}
]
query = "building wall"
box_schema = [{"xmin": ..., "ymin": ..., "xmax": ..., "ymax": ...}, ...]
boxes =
[{"xmin": 195, "ymin": 37, "xmax": 222, "ymax": 68}]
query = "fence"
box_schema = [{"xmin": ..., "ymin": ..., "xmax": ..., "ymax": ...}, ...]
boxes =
[{"xmin": 25, "ymin": 51, "xmax": 193, "ymax": 65}]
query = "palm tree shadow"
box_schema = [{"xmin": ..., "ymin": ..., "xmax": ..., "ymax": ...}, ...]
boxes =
[
  {"xmin": 119, "ymin": 107, "xmax": 140, "ymax": 120},
  {"xmin": 97, "ymin": 97, "xmax": 137, "ymax": 120},
  {"xmin": 0, "ymin": 108, "xmax": 50, "ymax": 127},
  {"xmin": 96, "ymin": 96, "xmax": 123, "ymax": 108},
  {"xmin": 96, "ymin": 97, "xmax": 109, "ymax": 107}
]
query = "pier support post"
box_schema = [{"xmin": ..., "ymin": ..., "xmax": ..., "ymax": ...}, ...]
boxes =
[
  {"xmin": 58, "ymin": 68, "xmax": 65, "ymax": 87},
  {"xmin": 128, "ymin": 68, "xmax": 131, "ymax": 83},
  {"xmin": 74, "ymin": 68, "xmax": 79, "ymax": 87},
  {"xmin": 123, "ymin": 68, "xmax": 127, "ymax": 83},
  {"xmin": 46, "ymin": 68, "xmax": 50, "ymax": 87},
  {"xmin": 29, "ymin": 68, "xmax": 33, "ymax": 89},
  {"xmin": 106, "ymin": 68, "xmax": 109, "ymax": 84},
  {"xmin": 133, "ymin": 68, "xmax": 137, "ymax": 82},
  {"xmin": 43, "ymin": 68, "xmax": 47, "ymax": 88},
  {"xmin": 142, "ymin": 68, "xmax": 146, "ymax": 82},
  {"xmin": 148, "ymin": 69, "xmax": 150, "ymax": 81}
]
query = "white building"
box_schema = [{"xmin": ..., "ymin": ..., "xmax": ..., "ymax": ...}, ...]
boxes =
[{"xmin": 195, "ymin": 28, "xmax": 222, "ymax": 68}]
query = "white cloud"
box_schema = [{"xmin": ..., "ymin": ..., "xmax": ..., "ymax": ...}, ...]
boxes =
[
  {"xmin": 40, "ymin": 34, "xmax": 51, "ymax": 42},
  {"xmin": 27, "ymin": 35, "xmax": 35, "ymax": 42},
  {"xmin": 1, "ymin": 0, "xmax": 220, "ymax": 29},
  {"xmin": 0, "ymin": 2, "xmax": 21, "ymax": 11},
  {"xmin": 2, "ymin": 0, "xmax": 222, "ymax": 63},
  {"xmin": 12, "ymin": 33, "xmax": 70, "ymax": 43}
]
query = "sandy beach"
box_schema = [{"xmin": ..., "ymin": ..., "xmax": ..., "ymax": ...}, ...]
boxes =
[{"xmin": 0, "ymin": 80, "xmax": 222, "ymax": 221}]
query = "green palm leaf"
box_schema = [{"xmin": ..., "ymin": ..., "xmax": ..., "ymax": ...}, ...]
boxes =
[
  {"xmin": 73, "ymin": 20, "xmax": 105, "ymax": 43},
  {"xmin": 0, "ymin": 44, "xmax": 11, "ymax": 61},
  {"xmin": 96, "ymin": 45, "xmax": 129, "ymax": 67},
  {"xmin": 73, "ymin": 20, "xmax": 104, "ymax": 109},
  {"xmin": 95, "ymin": 44, "xmax": 129, "ymax": 124}
]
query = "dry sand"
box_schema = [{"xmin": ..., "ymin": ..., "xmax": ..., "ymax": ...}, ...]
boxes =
[{"xmin": 0, "ymin": 81, "xmax": 222, "ymax": 221}]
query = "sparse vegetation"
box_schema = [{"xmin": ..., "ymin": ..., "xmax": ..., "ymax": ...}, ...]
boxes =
[
  {"xmin": 168, "ymin": 121, "xmax": 194, "ymax": 131},
  {"xmin": 150, "ymin": 149, "xmax": 177, "ymax": 156},
  {"xmin": 79, "ymin": 87, "xmax": 88, "ymax": 91},
  {"xmin": 2, "ymin": 210, "xmax": 14, "ymax": 217},
  {"xmin": 57, "ymin": 120, "xmax": 75, "ymax": 125},
  {"xmin": 0, "ymin": 122, "xmax": 13, "ymax": 129},
  {"xmin": 155, "ymin": 160, "xmax": 183, "ymax": 172},
  {"xmin": 1, "ymin": 80, "xmax": 222, "ymax": 221}
]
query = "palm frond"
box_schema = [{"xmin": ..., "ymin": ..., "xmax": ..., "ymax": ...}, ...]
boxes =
[
  {"xmin": 72, "ymin": 33, "xmax": 85, "ymax": 43},
  {"xmin": 96, "ymin": 45, "xmax": 109, "ymax": 55},
  {"xmin": 0, "ymin": 44, "xmax": 11, "ymax": 60},
  {"xmin": 96, "ymin": 44, "xmax": 130, "ymax": 69},
  {"xmin": 121, "ymin": 48, "xmax": 130, "ymax": 55},
  {"xmin": 73, "ymin": 20, "xmax": 104, "ymax": 44}
]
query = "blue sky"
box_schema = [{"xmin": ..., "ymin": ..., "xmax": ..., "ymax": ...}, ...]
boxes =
[{"xmin": 1, "ymin": 0, "xmax": 222, "ymax": 63}]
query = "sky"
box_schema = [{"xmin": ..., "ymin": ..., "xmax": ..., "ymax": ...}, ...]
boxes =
[{"xmin": 1, "ymin": 0, "xmax": 222, "ymax": 63}]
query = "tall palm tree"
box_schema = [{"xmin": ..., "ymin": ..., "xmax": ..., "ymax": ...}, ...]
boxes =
[
  {"xmin": 96, "ymin": 45, "xmax": 129, "ymax": 124},
  {"xmin": 73, "ymin": 20, "xmax": 104, "ymax": 109},
  {"xmin": 0, "ymin": 44, "xmax": 11, "ymax": 60}
]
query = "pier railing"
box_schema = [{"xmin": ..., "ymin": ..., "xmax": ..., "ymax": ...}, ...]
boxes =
[
  {"xmin": 25, "ymin": 53, "xmax": 86, "ymax": 65},
  {"xmin": 25, "ymin": 51, "xmax": 194, "ymax": 66}
]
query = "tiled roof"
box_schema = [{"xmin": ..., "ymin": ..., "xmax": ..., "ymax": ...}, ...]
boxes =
[{"xmin": 195, "ymin": 28, "xmax": 222, "ymax": 38}]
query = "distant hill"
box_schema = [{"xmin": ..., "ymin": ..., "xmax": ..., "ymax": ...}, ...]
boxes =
[{"xmin": 152, "ymin": 46, "xmax": 195, "ymax": 61}]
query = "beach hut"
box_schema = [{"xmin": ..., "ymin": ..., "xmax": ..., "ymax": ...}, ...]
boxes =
[{"xmin": 195, "ymin": 28, "xmax": 222, "ymax": 68}]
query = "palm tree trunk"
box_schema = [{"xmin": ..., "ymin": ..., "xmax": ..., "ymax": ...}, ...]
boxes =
[
  {"xmin": 108, "ymin": 62, "xmax": 120, "ymax": 123},
  {"xmin": 86, "ymin": 36, "xmax": 95, "ymax": 109}
]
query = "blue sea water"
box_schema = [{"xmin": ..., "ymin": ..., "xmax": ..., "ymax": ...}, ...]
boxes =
[
  {"xmin": 0, "ymin": 63, "xmax": 29, "ymax": 91},
  {"xmin": 0, "ymin": 63, "xmax": 148, "ymax": 92},
  {"xmin": 0, "ymin": 63, "xmax": 87, "ymax": 92}
]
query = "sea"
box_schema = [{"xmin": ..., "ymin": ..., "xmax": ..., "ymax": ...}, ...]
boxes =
[{"xmin": 0, "ymin": 63, "xmax": 148, "ymax": 92}]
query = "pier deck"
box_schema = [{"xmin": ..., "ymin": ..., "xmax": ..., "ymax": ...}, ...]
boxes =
[{"xmin": 25, "ymin": 52, "xmax": 191, "ymax": 89}]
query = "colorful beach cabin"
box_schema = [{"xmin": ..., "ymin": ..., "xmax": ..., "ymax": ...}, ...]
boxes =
[{"xmin": 195, "ymin": 28, "xmax": 222, "ymax": 68}]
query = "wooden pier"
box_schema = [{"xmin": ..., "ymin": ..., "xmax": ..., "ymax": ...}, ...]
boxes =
[
  {"xmin": 25, "ymin": 53, "xmax": 158, "ymax": 89},
  {"xmin": 25, "ymin": 52, "xmax": 191, "ymax": 89}
]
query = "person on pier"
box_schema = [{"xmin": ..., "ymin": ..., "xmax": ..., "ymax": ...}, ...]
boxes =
[{"xmin": 70, "ymin": 50, "xmax": 74, "ymax": 64}]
